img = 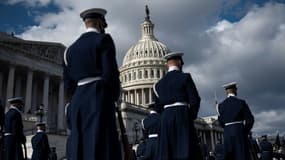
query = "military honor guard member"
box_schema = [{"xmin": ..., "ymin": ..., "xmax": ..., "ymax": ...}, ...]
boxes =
[
  {"xmin": 141, "ymin": 102, "xmax": 160, "ymax": 160},
  {"xmin": 31, "ymin": 122, "xmax": 51, "ymax": 160},
  {"xmin": 153, "ymin": 52, "xmax": 202, "ymax": 160},
  {"xmin": 217, "ymin": 82, "xmax": 255, "ymax": 160},
  {"xmin": 4, "ymin": 97, "xmax": 26, "ymax": 160},
  {"xmin": 63, "ymin": 8, "xmax": 121, "ymax": 160},
  {"xmin": 260, "ymin": 135, "xmax": 273, "ymax": 160}
]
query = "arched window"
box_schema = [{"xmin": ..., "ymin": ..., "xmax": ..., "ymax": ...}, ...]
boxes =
[
  {"xmin": 156, "ymin": 70, "xmax": 160, "ymax": 78},
  {"xmin": 144, "ymin": 70, "xmax": 148, "ymax": 78},
  {"xmin": 150, "ymin": 69, "xmax": 154, "ymax": 78},
  {"xmin": 133, "ymin": 71, "xmax": 136, "ymax": 80},
  {"xmin": 138, "ymin": 70, "xmax": 142, "ymax": 79}
]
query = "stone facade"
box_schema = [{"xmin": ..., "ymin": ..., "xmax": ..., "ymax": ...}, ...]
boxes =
[
  {"xmin": 0, "ymin": 32, "xmax": 67, "ymax": 159},
  {"xmin": 0, "ymin": 31, "xmax": 66, "ymax": 133}
]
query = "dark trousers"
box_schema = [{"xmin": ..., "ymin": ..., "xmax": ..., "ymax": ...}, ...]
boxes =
[
  {"xmin": 157, "ymin": 106, "xmax": 202, "ymax": 160},
  {"xmin": 223, "ymin": 124, "xmax": 250, "ymax": 160},
  {"xmin": 69, "ymin": 81, "xmax": 121, "ymax": 160},
  {"xmin": 144, "ymin": 138, "xmax": 158, "ymax": 160},
  {"xmin": 4, "ymin": 135, "xmax": 24, "ymax": 160},
  {"xmin": 0, "ymin": 137, "xmax": 4, "ymax": 159}
]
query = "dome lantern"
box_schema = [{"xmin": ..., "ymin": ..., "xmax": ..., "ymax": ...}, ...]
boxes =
[{"xmin": 141, "ymin": 5, "xmax": 156, "ymax": 40}]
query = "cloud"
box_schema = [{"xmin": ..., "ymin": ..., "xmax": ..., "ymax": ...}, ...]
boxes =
[
  {"xmin": 254, "ymin": 109, "xmax": 285, "ymax": 135},
  {"xmin": 185, "ymin": 2, "xmax": 285, "ymax": 134},
  {"xmin": 14, "ymin": 0, "xmax": 228, "ymax": 65},
  {"xmin": 20, "ymin": 9, "xmax": 84, "ymax": 45}
]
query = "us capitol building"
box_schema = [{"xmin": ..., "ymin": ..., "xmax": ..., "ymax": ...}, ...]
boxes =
[
  {"xmin": 119, "ymin": 6, "xmax": 223, "ymax": 151},
  {"xmin": 0, "ymin": 6, "xmax": 223, "ymax": 158}
]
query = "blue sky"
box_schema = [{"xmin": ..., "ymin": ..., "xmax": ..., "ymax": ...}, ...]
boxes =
[
  {"xmin": 0, "ymin": 1, "xmax": 60, "ymax": 34},
  {"xmin": 220, "ymin": 0, "xmax": 285, "ymax": 22},
  {"xmin": 1, "ymin": 0, "xmax": 285, "ymax": 135}
]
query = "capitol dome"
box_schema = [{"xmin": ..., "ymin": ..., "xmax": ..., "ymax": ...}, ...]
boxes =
[{"xmin": 120, "ymin": 6, "xmax": 170, "ymax": 107}]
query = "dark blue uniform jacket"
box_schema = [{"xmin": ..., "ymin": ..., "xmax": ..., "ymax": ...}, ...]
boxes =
[{"xmin": 64, "ymin": 32, "xmax": 120, "ymax": 101}]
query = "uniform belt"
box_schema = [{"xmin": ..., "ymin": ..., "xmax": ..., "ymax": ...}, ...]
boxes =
[
  {"xmin": 164, "ymin": 102, "xmax": 188, "ymax": 109},
  {"xmin": 148, "ymin": 134, "xmax": 158, "ymax": 138},
  {"xmin": 77, "ymin": 77, "xmax": 102, "ymax": 86},
  {"xmin": 225, "ymin": 121, "xmax": 244, "ymax": 126},
  {"xmin": 4, "ymin": 133, "xmax": 14, "ymax": 136}
]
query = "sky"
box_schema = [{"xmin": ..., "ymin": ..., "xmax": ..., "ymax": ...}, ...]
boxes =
[{"xmin": 0, "ymin": 0, "xmax": 285, "ymax": 136}]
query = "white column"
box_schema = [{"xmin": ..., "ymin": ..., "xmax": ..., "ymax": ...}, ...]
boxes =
[
  {"xmin": 127, "ymin": 90, "xmax": 130, "ymax": 102},
  {"xmin": 31, "ymin": 79, "xmax": 38, "ymax": 111},
  {"xmin": 130, "ymin": 91, "xmax": 134, "ymax": 104},
  {"xmin": 0, "ymin": 72, "xmax": 3, "ymax": 98},
  {"xmin": 142, "ymin": 89, "xmax": 146, "ymax": 106},
  {"xmin": 137, "ymin": 90, "xmax": 140, "ymax": 104},
  {"xmin": 160, "ymin": 69, "xmax": 163, "ymax": 78},
  {"xmin": 148, "ymin": 69, "xmax": 151, "ymax": 79},
  {"xmin": 213, "ymin": 131, "xmax": 217, "ymax": 145},
  {"xmin": 203, "ymin": 131, "xmax": 207, "ymax": 144},
  {"xmin": 57, "ymin": 80, "xmax": 65, "ymax": 130},
  {"xmin": 134, "ymin": 89, "xmax": 137, "ymax": 105},
  {"xmin": 25, "ymin": 69, "xmax": 33, "ymax": 113},
  {"xmin": 210, "ymin": 130, "xmax": 215, "ymax": 151},
  {"xmin": 43, "ymin": 75, "xmax": 50, "ymax": 113},
  {"xmin": 149, "ymin": 88, "xmax": 152, "ymax": 103},
  {"xmin": 6, "ymin": 65, "xmax": 15, "ymax": 109},
  {"xmin": 131, "ymin": 71, "xmax": 134, "ymax": 81},
  {"xmin": 14, "ymin": 76, "xmax": 22, "ymax": 97}
]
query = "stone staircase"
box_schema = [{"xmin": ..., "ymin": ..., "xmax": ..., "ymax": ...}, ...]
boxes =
[{"xmin": 26, "ymin": 134, "xmax": 68, "ymax": 159}]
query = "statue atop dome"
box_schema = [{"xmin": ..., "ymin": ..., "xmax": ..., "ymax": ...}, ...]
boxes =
[{"xmin": 145, "ymin": 5, "xmax": 150, "ymax": 21}]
